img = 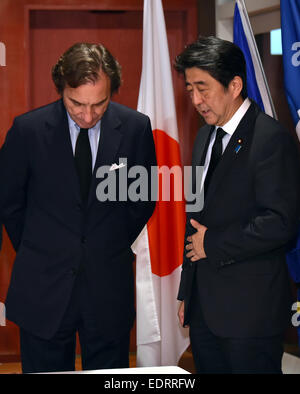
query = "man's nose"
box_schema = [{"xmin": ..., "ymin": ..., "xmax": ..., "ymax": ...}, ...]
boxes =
[
  {"xmin": 83, "ymin": 106, "xmax": 93, "ymax": 123},
  {"xmin": 192, "ymin": 90, "xmax": 203, "ymax": 106}
]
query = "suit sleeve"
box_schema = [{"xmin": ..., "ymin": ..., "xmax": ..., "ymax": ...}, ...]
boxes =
[
  {"xmin": 177, "ymin": 225, "xmax": 193, "ymax": 300},
  {"xmin": 125, "ymin": 117, "xmax": 157, "ymax": 246},
  {"xmin": 204, "ymin": 126, "xmax": 300, "ymax": 269},
  {"xmin": 177, "ymin": 131, "xmax": 204, "ymax": 300},
  {"xmin": 0, "ymin": 118, "xmax": 30, "ymax": 251}
]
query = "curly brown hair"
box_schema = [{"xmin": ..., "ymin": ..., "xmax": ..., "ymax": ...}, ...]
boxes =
[{"xmin": 52, "ymin": 43, "xmax": 122, "ymax": 96}]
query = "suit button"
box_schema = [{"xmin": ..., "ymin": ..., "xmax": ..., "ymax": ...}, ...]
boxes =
[
  {"xmin": 81, "ymin": 236, "xmax": 86, "ymax": 244},
  {"xmin": 70, "ymin": 268, "xmax": 77, "ymax": 276},
  {"xmin": 225, "ymin": 259, "xmax": 235, "ymax": 265}
]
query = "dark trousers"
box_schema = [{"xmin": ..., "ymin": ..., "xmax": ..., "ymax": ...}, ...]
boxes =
[
  {"xmin": 20, "ymin": 270, "xmax": 130, "ymax": 374},
  {"xmin": 189, "ymin": 282, "xmax": 284, "ymax": 374}
]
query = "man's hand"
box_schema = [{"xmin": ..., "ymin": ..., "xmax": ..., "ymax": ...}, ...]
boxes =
[
  {"xmin": 178, "ymin": 301, "xmax": 188, "ymax": 327},
  {"xmin": 185, "ymin": 219, "xmax": 207, "ymax": 261}
]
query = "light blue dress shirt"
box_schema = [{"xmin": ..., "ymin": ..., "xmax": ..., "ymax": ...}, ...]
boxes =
[{"xmin": 66, "ymin": 112, "xmax": 101, "ymax": 171}]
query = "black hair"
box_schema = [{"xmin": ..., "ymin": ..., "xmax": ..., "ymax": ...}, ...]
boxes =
[{"xmin": 174, "ymin": 36, "xmax": 247, "ymax": 99}]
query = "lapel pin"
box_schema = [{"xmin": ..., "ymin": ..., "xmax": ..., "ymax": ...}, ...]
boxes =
[{"xmin": 234, "ymin": 138, "xmax": 243, "ymax": 154}]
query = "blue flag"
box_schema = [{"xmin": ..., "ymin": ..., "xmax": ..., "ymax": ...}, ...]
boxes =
[
  {"xmin": 281, "ymin": 0, "xmax": 300, "ymax": 139},
  {"xmin": 233, "ymin": 0, "xmax": 277, "ymax": 118},
  {"xmin": 281, "ymin": 0, "xmax": 300, "ymax": 344},
  {"xmin": 235, "ymin": 0, "xmax": 300, "ymax": 343}
]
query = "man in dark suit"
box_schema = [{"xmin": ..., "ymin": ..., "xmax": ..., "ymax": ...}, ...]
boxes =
[
  {"xmin": 175, "ymin": 36, "xmax": 300, "ymax": 374},
  {"xmin": 0, "ymin": 43, "xmax": 156, "ymax": 373}
]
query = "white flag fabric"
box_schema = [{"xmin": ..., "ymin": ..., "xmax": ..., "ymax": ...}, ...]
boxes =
[{"xmin": 132, "ymin": 0, "xmax": 189, "ymax": 366}]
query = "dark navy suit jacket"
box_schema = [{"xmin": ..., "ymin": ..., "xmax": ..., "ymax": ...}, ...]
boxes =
[{"xmin": 0, "ymin": 99, "xmax": 156, "ymax": 340}]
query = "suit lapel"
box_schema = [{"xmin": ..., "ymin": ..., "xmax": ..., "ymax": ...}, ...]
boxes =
[
  {"xmin": 88, "ymin": 102, "xmax": 123, "ymax": 207},
  {"xmin": 194, "ymin": 125, "xmax": 214, "ymax": 167},
  {"xmin": 44, "ymin": 99, "xmax": 81, "ymax": 202},
  {"xmin": 191, "ymin": 125, "xmax": 214, "ymax": 198},
  {"xmin": 203, "ymin": 102, "xmax": 260, "ymax": 209},
  {"xmin": 45, "ymin": 100, "xmax": 123, "ymax": 208}
]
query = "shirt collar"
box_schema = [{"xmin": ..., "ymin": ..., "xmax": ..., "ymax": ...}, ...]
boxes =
[
  {"xmin": 66, "ymin": 111, "xmax": 101, "ymax": 133},
  {"xmin": 217, "ymin": 97, "xmax": 251, "ymax": 136}
]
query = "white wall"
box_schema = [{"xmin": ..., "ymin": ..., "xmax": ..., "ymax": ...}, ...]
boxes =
[{"xmin": 215, "ymin": 0, "xmax": 280, "ymax": 41}]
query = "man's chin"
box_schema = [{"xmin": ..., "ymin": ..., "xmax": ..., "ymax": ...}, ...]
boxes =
[
  {"xmin": 77, "ymin": 122, "xmax": 97, "ymax": 129},
  {"xmin": 198, "ymin": 111, "xmax": 215, "ymax": 125},
  {"xmin": 201, "ymin": 116, "xmax": 215, "ymax": 125}
]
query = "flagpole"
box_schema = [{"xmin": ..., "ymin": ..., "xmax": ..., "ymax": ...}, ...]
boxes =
[{"xmin": 238, "ymin": 0, "xmax": 278, "ymax": 119}]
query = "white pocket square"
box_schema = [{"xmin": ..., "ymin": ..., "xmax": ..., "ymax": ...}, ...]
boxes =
[{"xmin": 109, "ymin": 163, "xmax": 126, "ymax": 171}]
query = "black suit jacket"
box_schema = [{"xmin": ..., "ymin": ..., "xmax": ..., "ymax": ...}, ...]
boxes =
[
  {"xmin": 0, "ymin": 99, "xmax": 156, "ymax": 340},
  {"xmin": 178, "ymin": 102, "xmax": 300, "ymax": 338}
]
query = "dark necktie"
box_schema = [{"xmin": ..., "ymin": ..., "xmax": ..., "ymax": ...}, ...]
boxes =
[
  {"xmin": 204, "ymin": 127, "xmax": 226, "ymax": 196},
  {"xmin": 75, "ymin": 128, "xmax": 92, "ymax": 203}
]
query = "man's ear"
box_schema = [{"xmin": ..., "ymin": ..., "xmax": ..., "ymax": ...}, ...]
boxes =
[{"xmin": 230, "ymin": 76, "xmax": 243, "ymax": 99}]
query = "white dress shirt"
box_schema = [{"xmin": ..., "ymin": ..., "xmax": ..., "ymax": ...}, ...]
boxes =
[{"xmin": 200, "ymin": 98, "xmax": 251, "ymax": 192}]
